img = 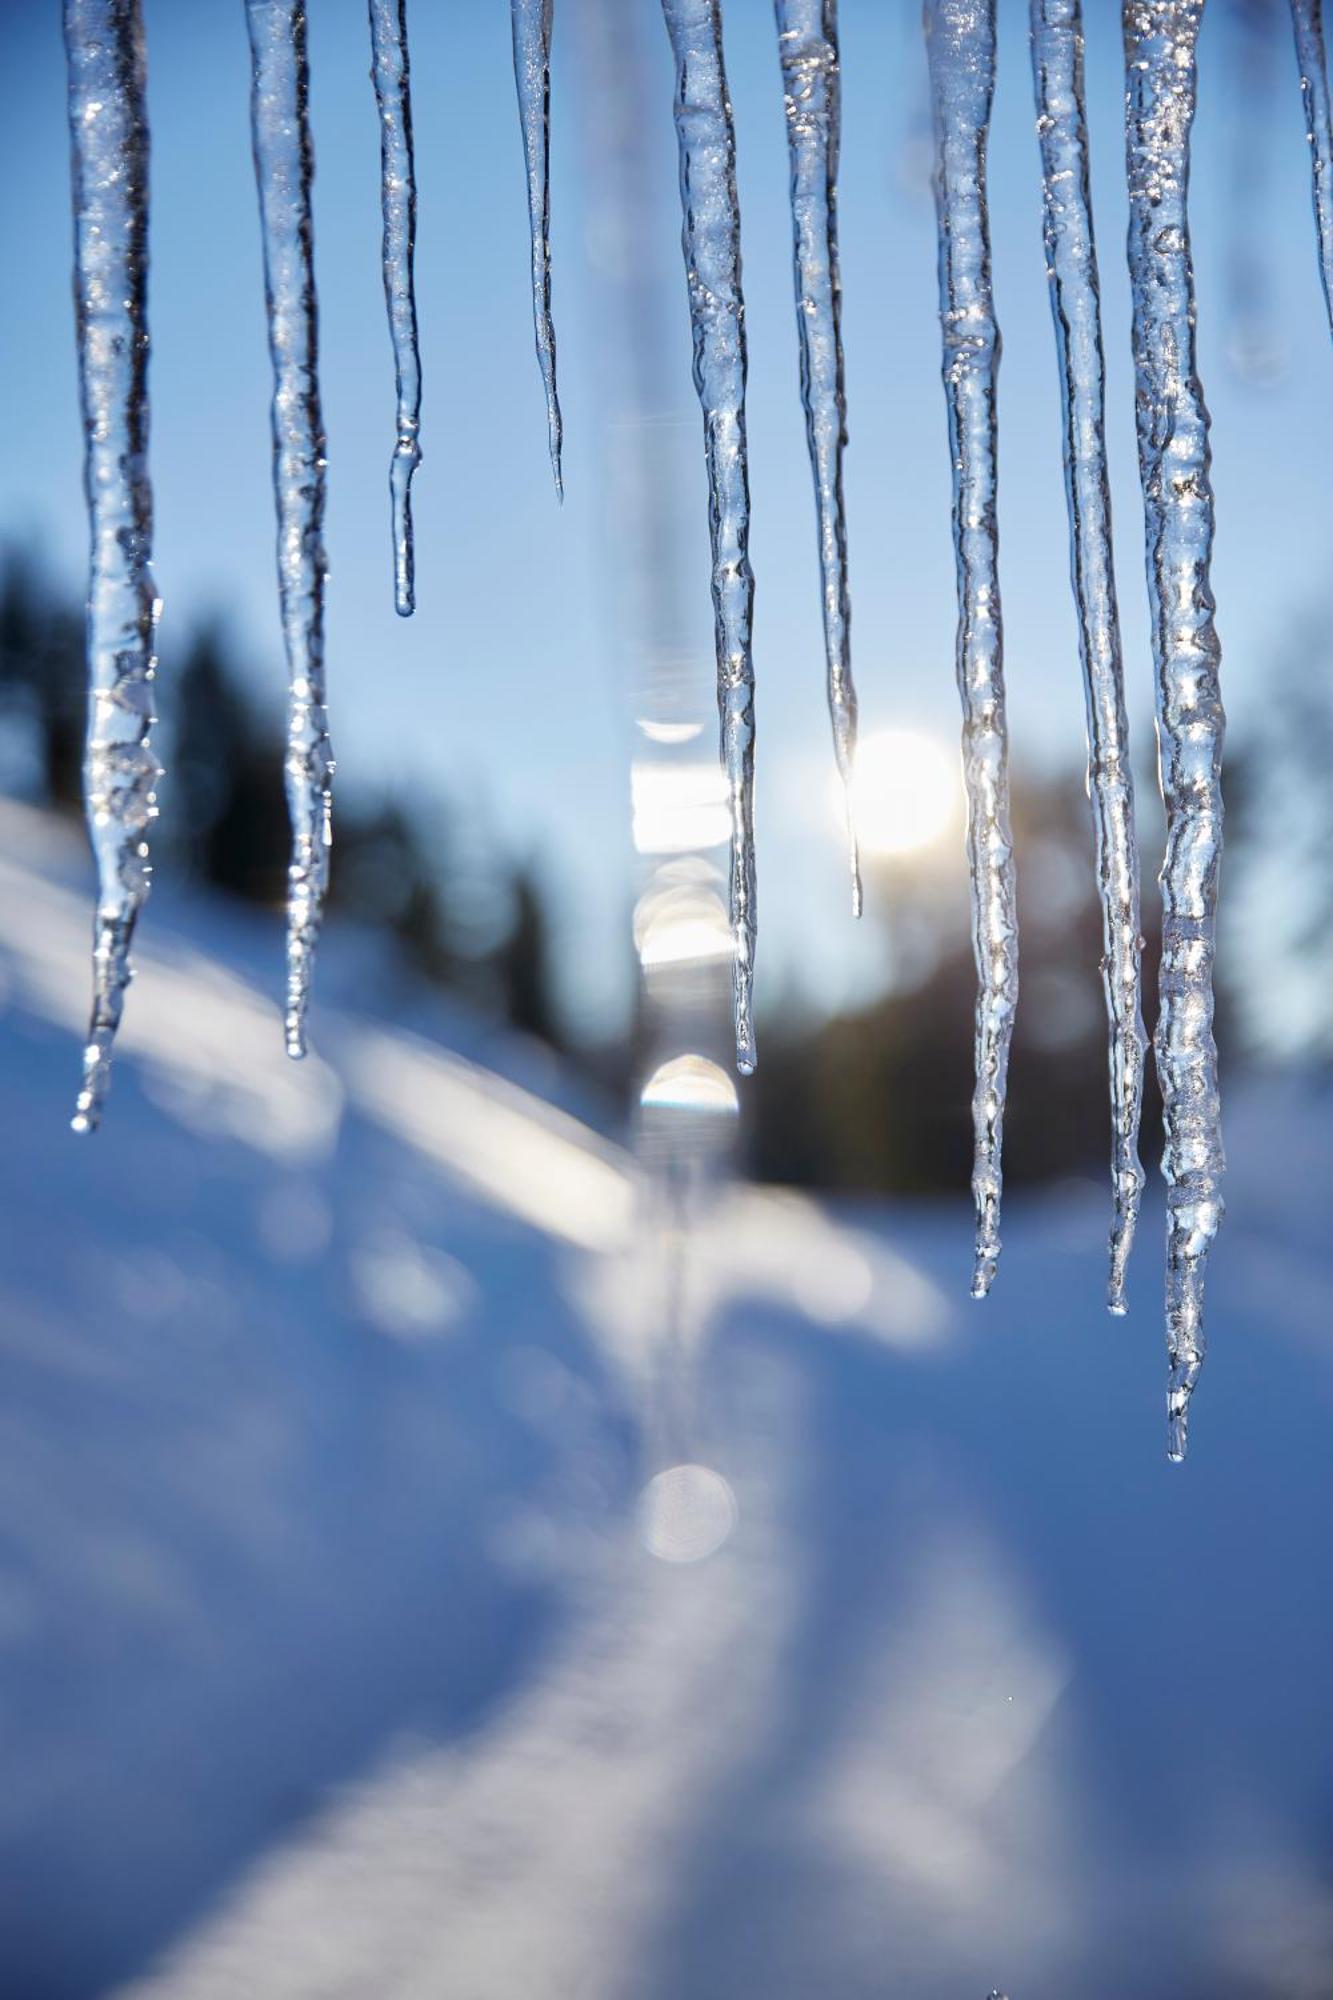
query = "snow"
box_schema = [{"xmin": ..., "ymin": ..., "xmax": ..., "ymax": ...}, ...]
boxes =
[{"xmin": 1, "ymin": 799, "xmax": 1331, "ymax": 1998}]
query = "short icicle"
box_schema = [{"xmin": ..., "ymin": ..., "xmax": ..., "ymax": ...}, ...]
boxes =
[
  {"xmin": 1124, "ymin": 0, "xmax": 1226, "ymax": 1461},
  {"xmin": 1290, "ymin": 0, "xmax": 1333, "ymax": 335},
  {"xmin": 773, "ymin": 0, "xmax": 860, "ymax": 914},
  {"xmin": 245, "ymin": 0, "xmax": 334, "ymax": 1060},
  {"xmin": 511, "ymin": 0, "xmax": 563, "ymax": 497},
  {"xmin": 1030, "ymin": 0, "xmax": 1148, "ymax": 1312},
  {"xmin": 368, "ymin": 0, "xmax": 422, "ymax": 615},
  {"xmin": 924, "ymin": 0, "xmax": 1018, "ymax": 1298},
  {"xmin": 63, "ymin": 0, "xmax": 159, "ymax": 1135},
  {"xmin": 660, "ymin": 0, "xmax": 759, "ymax": 1074}
]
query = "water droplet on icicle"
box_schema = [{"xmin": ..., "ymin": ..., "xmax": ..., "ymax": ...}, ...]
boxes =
[{"xmin": 63, "ymin": 0, "xmax": 159, "ymax": 1134}]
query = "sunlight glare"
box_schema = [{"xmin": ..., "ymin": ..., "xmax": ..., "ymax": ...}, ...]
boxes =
[{"xmin": 845, "ymin": 729, "xmax": 958, "ymax": 859}]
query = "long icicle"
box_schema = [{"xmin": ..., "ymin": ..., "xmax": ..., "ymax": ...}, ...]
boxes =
[
  {"xmin": 64, "ymin": 0, "xmax": 159, "ymax": 1135},
  {"xmin": 245, "ymin": 0, "xmax": 334, "ymax": 1061},
  {"xmin": 1290, "ymin": 0, "xmax": 1333, "ymax": 334},
  {"xmin": 661, "ymin": 0, "xmax": 758, "ymax": 1074},
  {"xmin": 924, "ymin": 0, "xmax": 1018, "ymax": 1298},
  {"xmin": 1030, "ymin": 0, "xmax": 1148, "ymax": 1312},
  {"xmin": 511, "ymin": 0, "xmax": 563, "ymax": 497},
  {"xmin": 1124, "ymin": 0, "xmax": 1226, "ymax": 1462},
  {"xmin": 368, "ymin": 0, "xmax": 422, "ymax": 616},
  {"xmin": 773, "ymin": 0, "xmax": 860, "ymax": 915}
]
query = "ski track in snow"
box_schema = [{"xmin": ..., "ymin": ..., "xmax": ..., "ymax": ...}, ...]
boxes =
[
  {"xmin": 661, "ymin": 0, "xmax": 759, "ymax": 1075},
  {"xmin": 1290, "ymin": 0, "xmax": 1333, "ymax": 336},
  {"xmin": 368, "ymin": 0, "xmax": 422, "ymax": 616},
  {"xmin": 245, "ymin": 0, "xmax": 334, "ymax": 1063},
  {"xmin": 774, "ymin": 0, "xmax": 860, "ymax": 915},
  {"xmin": 511, "ymin": 0, "xmax": 563, "ymax": 498},
  {"xmin": 1124, "ymin": 0, "xmax": 1226, "ymax": 1462},
  {"xmin": 1030, "ymin": 0, "xmax": 1147, "ymax": 1312},
  {"xmin": 63, "ymin": 0, "xmax": 158, "ymax": 1136},
  {"xmin": 924, "ymin": 0, "xmax": 1018, "ymax": 1300}
]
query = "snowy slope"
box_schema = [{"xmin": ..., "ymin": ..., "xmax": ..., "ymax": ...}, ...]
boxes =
[{"xmin": 1, "ymin": 802, "xmax": 1332, "ymax": 2000}]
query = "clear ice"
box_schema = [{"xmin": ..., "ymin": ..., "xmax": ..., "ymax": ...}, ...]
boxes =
[
  {"xmin": 511, "ymin": 0, "xmax": 564, "ymax": 497},
  {"xmin": 1124, "ymin": 0, "xmax": 1226, "ymax": 1461},
  {"xmin": 661, "ymin": 0, "xmax": 759, "ymax": 1075},
  {"xmin": 1030, "ymin": 0, "xmax": 1148, "ymax": 1311},
  {"xmin": 63, "ymin": 0, "xmax": 159, "ymax": 1135},
  {"xmin": 925, "ymin": 0, "xmax": 1018, "ymax": 1297},
  {"xmin": 773, "ymin": 0, "xmax": 861, "ymax": 914},
  {"xmin": 368, "ymin": 0, "xmax": 422, "ymax": 615},
  {"xmin": 245, "ymin": 0, "xmax": 334, "ymax": 1060},
  {"xmin": 1290, "ymin": 0, "xmax": 1333, "ymax": 335}
]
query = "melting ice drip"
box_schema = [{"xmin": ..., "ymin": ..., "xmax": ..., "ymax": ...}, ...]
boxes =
[
  {"xmin": 1029, "ymin": 0, "xmax": 1147, "ymax": 1313},
  {"xmin": 660, "ymin": 0, "xmax": 759, "ymax": 1078},
  {"xmin": 245, "ymin": 0, "xmax": 335, "ymax": 1062},
  {"xmin": 1124, "ymin": 0, "xmax": 1226, "ymax": 1462},
  {"xmin": 63, "ymin": 0, "xmax": 159, "ymax": 1135},
  {"xmin": 511, "ymin": 0, "xmax": 564, "ymax": 498},
  {"xmin": 923, "ymin": 0, "xmax": 1019, "ymax": 1301},
  {"xmin": 368, "ymin": 0, "xmax": 423, "ymax": 615},
  {"xmin": 773, "ymin": 0, "xmax": 861, "ymax": 916},
  {"xmin": 1290, "ymin": 0, "xmax": 1333, "ymax": 336}
]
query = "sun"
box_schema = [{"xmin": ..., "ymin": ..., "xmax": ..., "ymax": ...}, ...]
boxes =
[{"xmin": 844, "ymin": 728, "xmax": 958, "ymax": 860}]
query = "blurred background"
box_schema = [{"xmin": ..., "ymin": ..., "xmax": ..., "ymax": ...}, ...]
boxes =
[{"xmin": 1, "ymin": 0, "xmax": 1332, "ymax": 1994}]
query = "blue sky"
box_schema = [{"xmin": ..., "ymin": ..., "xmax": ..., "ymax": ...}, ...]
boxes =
[{"xmin": 0, "ymin": 0, "xmax": 1327, "ymax": 1036}]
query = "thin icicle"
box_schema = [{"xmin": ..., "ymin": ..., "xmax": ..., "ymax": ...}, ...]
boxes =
[
  {"xmin": 660, "ymin": 0, "xmax": 758, "ymax": 1074},
  {"xmin": 1030, "ymin": 0, "xmax": 1148, "ymax": 1312},
  {"xmin": 245, "ymin": 0, "xmax": 334, "ymax": 1061},
  {"xmin": 511, "ymin": 0, "xmax": 563, "ymax": 497},
  {"xmin": 1124, "ymin": 0, "xmax": 1226, "ymax": 1462},
  {"xmin": 773, "ymin": 0, "xmax": 860, "ymax": 915},
  {"xmin": 1290, "ymin": 0, "xmax": 1333, "ymax": 334},
  {"xmin": 63, "ymin": 0, "xmax": 159, "ymax": 1135},
  {"xmin": 924, "ymin": 0, "xmax": 1018, "ymax": 1298},
  {"xmin": 368, "ymin": 0, "xmax": 422, "ymax": 616}
]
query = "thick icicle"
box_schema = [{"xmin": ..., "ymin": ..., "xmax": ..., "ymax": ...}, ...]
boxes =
[
  {"xmin": 1290, "ymin": 0, "xmax": 1333, "ymax": 334},
  {"xmin": 661, "ymin": 0, "xmax": 759, "ymax": 1074},
  {"xmin": 63, "ymin": 0, "xmax": 159, "ymax": 1135},
  {"xmin": 773, "ymin": 0, "xmax": 860, "ymax": 914},
  {"xmin": 1124, "ymin": 0, "xmax": 1226, "ymax": 1461},
  {"xmin": 924, "ymin": 0, "xmax": 1018, "ymax": 1297},
  {"xmin": 245, "ymin": 0, "xmax": 334, "ymax": 1060},
  {"xmin": 368, "ymin": 0, "xmax": 422, "ymax": 616},
  {"xmin": 1030, "ymin": 0, "xmax": 1148, "ymax": 1312},
  {"xmin": 511, "ymin": 0, "xmax": 563, "ymax": 497}
]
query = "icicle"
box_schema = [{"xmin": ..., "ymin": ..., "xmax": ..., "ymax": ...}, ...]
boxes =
[
  {"xmin": 63, "ymin": 0, "xmax": 159, "ymax": 1135},
  {"xmin": 1124, "ymin": 0, "xmax": 1226, "ymax": 1462},
  {"xmin": 1290, "ymin": 0, "xmax": 1333, "ymax": 334},
  {"xmin": 1030, "ymin": 0, "xmax": 1148, "ymax": 1312},
  {"xmin": 924, "ymin": 0, "xmax": 1018, "ymax": 1298},
  {"xmin": 245, "ymin": 0, "xmax": 334, "ymax": 1061},
  {"xmin": 511, "ymin": 0, "xmax": 563, "ymax": 498},
  {"xmin": 660, "ymin": 0, "xmax": 759, "ymax": 1074},
  {"xmin": 368, "ymin": 0, "xmax": 422, "ymax": 616},
  {"xmin": 773, "ymin": 0, "xmax": 860, "ymax": 915}
]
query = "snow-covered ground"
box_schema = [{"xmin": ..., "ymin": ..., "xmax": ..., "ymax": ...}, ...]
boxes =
[{"xmin": 1, "ymin": 800, "xmax": 1331, "ymax": 2000}]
